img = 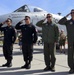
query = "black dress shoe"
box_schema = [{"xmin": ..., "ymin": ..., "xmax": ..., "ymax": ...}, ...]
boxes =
[
  {"xmin": 2, "ymin": 63, "xmax": 12, "ymax": 67},
  {"xmin": 69, "ymin": 69, "xmax": 74, "ymax": 74},
  {"xmin": 44, "ymin": 66, "xmax": 51, "ymax": 71},
  {"xmin": 21, "ymin": 64, "xmax": 31, "ymax": 69},
  {"xmin": 7, "ymin": 63, "xmax": 12, "ymax": 67},
  {"xmin": 21, "ymin": 64, "xmax": 28, "ymax": 69},
  {"xmin": 26, "ymin": 64, "xmax": 31, "ymax": 69},
  {"xmin": 51, "ymin": 67, "xmax": 55, "ymax": 72},
  {"xmin": 2, "ymin": 63, "xmax": 8, "ymax": 67}
]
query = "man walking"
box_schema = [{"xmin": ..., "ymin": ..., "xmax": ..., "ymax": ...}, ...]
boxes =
[
  {"xmin": 15, "ymin": 16, "xmax": 37, "ymax": 69},
  {"xmin": 58, "ymin": 9, "xmax": 74, "ymax": 74},
  {"xmin": 0, "ymin": 18, "xmax": 16, "ymax": 67},
  {"xmin": 36, "ymin": 14, "xmax": 59, "ymax": 71}
]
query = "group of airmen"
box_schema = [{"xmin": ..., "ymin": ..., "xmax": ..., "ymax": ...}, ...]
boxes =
[{"xmin": 0, "ymin": 9, "xmax": 74, "ymax": 74}]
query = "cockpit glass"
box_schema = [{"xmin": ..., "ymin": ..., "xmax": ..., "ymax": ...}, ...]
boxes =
[
  {"xmin": 14, "ymin": 5, "xmax": 46, "ymax": 12},
  {"xmin": 28, "ymin": 5, "xmax": 46, "ymax": 12},
  {"xmin": 14, "ymin": 5, "xmax": 30, "ymax": 12}
]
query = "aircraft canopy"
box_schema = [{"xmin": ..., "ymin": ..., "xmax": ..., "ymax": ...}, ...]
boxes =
[{"xmin": 14, "ymin": 5, "xmax": 46, "ymax": 12}]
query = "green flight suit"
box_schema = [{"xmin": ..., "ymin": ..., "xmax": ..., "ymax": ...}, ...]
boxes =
[
  {"xmin": 58, "ymin": 17, "xmax": 74, "ymax": 69},
  {"xmin": 36, "ymin": 20, "xmax": 59, "ymax": 68}
]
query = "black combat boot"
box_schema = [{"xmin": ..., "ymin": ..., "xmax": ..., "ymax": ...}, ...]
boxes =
[
  {"xmin": 44, "ymin": 66, "xmax": 51, "ymax": 71},
  {"xmin": 69, "ymin": 69, "xmax": 74, "ymax": 74},
  {"xmin": 21, "ymin": 61, "xmax": 28, "ymax": 69},
  {"xmin": 7, "ymin": 60, "xmax": 12, "ymax": 67},
  {"xmin": 26, "ymin": 60, "xmax": 31, "ymax": 69},
  {"xmin": 2, "ymin": 62, "xmax": 8, "ymax": 67},
  {"xmin": 2, "ymin": 60, "xmax": 12, "ymax": 67}
]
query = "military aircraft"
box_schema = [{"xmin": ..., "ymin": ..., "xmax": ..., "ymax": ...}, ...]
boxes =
[
  {"xmin": 0, "ymin": 4, "xmax": 68, "ymax": 49},
  {"xmin": 0, "ymin": 4, "xmax": 67, "ymax": 34}
]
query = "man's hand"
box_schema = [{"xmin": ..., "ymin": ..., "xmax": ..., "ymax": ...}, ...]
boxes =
[
  {"xmin": 2, "ymin": 21, "xmax": 6, "ymax": 25},
  {"xmin": 65, "ymin": 13, "xmax": 71, "ymax": 18},
  {"xmin": 20, "ymin": 19, "xmax": 24, "ymax": 23},
  {"xmin": 43, "ymin": 18, "xmax": 46, "ymax": 21}
]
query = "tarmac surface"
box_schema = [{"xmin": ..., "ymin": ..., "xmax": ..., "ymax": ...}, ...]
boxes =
[{"xmin": 0, "ymin": 44, "xmax": 73, "ymax": 75}]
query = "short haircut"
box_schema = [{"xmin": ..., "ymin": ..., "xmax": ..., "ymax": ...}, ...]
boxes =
[
  {"xmin": 25, "ymin": 16, "xmax": 30, "ymax": 19},
  {"xmin": 47, "ymin": 13, "xmax": 52, "ymax": 17},
  {"xmin": 71, "ymin": 9, "xmax": 74, "ymax": 12},
  {"xmin": 7, "ymin": 18, "xmax": 12, "ymax": 22}
]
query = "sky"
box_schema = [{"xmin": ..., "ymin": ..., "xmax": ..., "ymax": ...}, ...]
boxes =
[{"xmin": 0, "ymin": 0, "xmax": 74, "ymax": 16}]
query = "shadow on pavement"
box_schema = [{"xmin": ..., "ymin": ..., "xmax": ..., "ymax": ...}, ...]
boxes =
[
  {"xmin": 0, "ymin": 68, "xmax": 69, "ymax": 75},
  {"xmin": 39, "ymin": 71, "xmax": 69, "ymax": 75},
  {"xmin": 0, "ymin": 47, "xmax": 68, "ymax": 57},
  {"xmin": 0, "ymin": 51, "xmax": 23, "ymax": 57},
  {"xmin": 0, "ymin": 48, "xmax": 43, "ymax": 57},
  {"xmin": 0, "ymin": 67, "xmax": 20, "ymax": 71},
  {"xmin": 0, "ymin": 69, "xmax": 43, "ymax": 75}
]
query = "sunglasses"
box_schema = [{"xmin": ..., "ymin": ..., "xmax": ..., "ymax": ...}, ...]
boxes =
[
  {"xmin": 46, "ymin": 16, "xmax": 51, "ymax": 18},
  {"xmin": 6, "ymin": 20, "xmax": 10, "ymax": 22},
  {"xmin": 71, "ymin": 12, "xmax": 74, "ymax": 14},
  {"xmin": 24, "ymin": 18, "xmax": 28, "ymax": 20}
]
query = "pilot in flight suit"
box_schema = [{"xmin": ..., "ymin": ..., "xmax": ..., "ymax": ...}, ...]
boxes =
[
  {"xmin": 0, "ymin": 18, "xmax": 16, "ymax": 67},
  {"xmin": 15, "ymin": 16, "xmax": 37, "ymax": 69},
  {"xmin": 58, "ymin": 9, "xmax": 74, "ymax": 74}
]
